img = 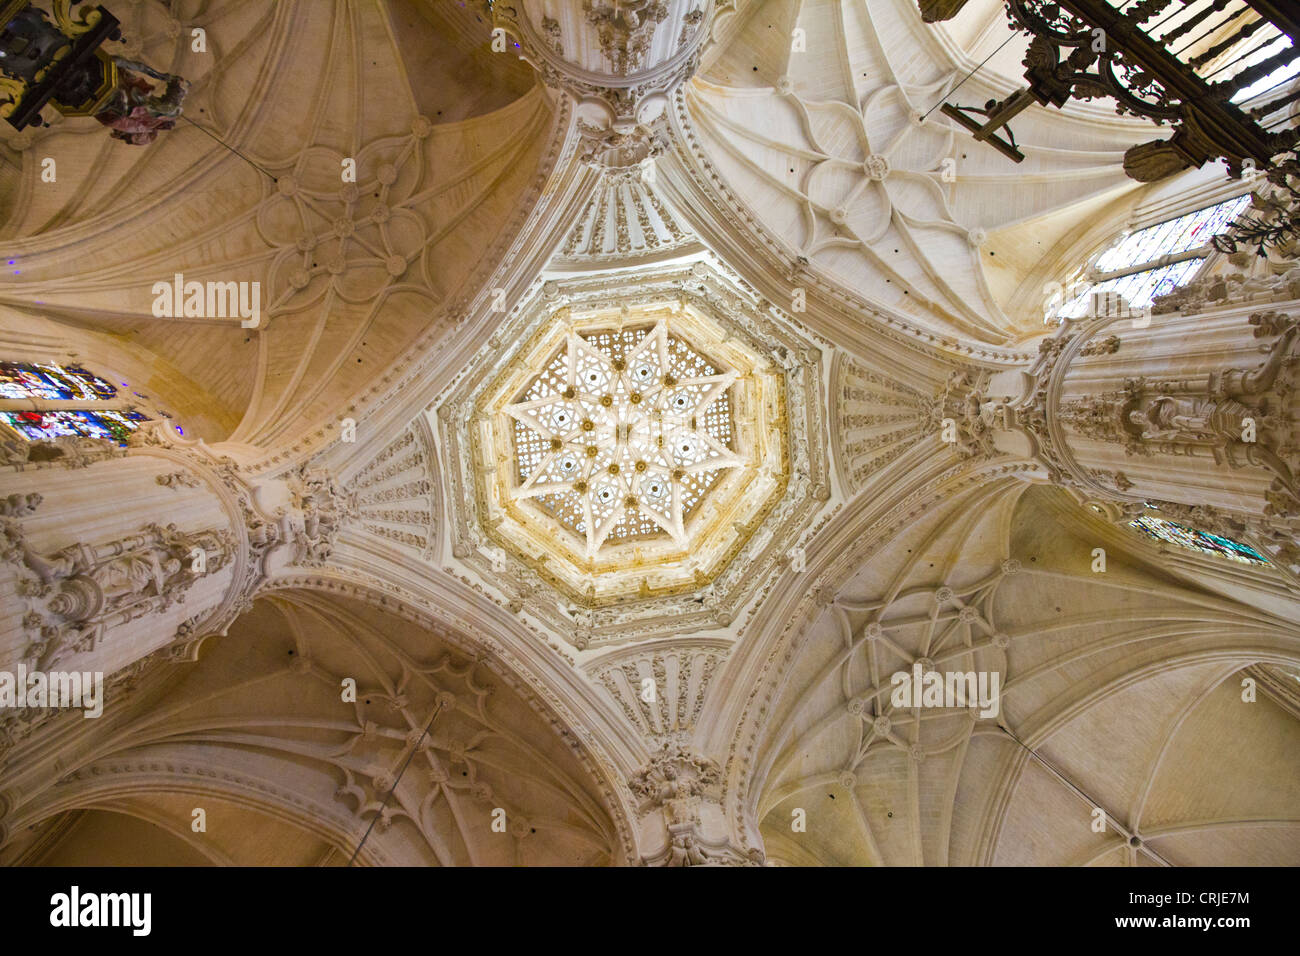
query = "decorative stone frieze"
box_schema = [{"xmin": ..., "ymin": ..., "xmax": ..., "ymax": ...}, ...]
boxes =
[
  {"xmin": 587, "ymin": 641, "xmax": 727, "ymax": 743},
  {"xmin": 0, "ymin": 420, "xmax": 357, "ymax": 735},
  {"xmin": 5, "ymin": 515, "xmax": 234, "ymax": 671},
  {"xmin": 832, "ymin": 354, "xmax": 939, "ymax": 494},
  {"xmin": 559, "ymin": 168, "xmax": 694, "ymax": 262},
  {"xmin": 999, "ymin": 303, "xmax": 1300, "ymax": 576}
]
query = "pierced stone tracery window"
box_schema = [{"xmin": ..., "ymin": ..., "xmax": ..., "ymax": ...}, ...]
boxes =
[
  {"xmin": 1054, "ymin": 193, "xmax": 1252, "ymax": 319},
  {"xmin": 506, "ymin": 321, "xmax": 743, "ymax": 558},
  {"xmin": 0, "ymin": 360, "xmax": 163, "ymax": 444}
]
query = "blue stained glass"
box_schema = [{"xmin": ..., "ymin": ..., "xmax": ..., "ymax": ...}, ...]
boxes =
[
  {"xmin": 1, "ymin": 409, "xmax": 147, "ymax": 445},
  {"xmin": 0, "ymin": 362, "xmax": 118, "ymax": 401},
  {"xmin": 1130, "ymin": 514, "xmax": 1268, "ymax": 566}
]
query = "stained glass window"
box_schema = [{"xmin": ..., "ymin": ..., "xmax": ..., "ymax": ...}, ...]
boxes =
[
  {"xmin": 1058, "ymin": 259, "xmax": 1204, "ymax": 318},
  {"xmin": 1093, "ymin": 196, "xmax": 1251, "ymax": 273},
  {"xmin": 0, "ymin": 409, "xmax": 147, "ymax": 444},
  {"xmin": 0, "ymin": 362, "xmax": 118, "ymax": 401},
  {"xmin": 1130, "ymin": 514, "xmax": 1268, "ymax": 566},
  {"xmin": 0, "ymin": 361, "xmax": 152, "ymax": 445},
  {"xmin": 1057, "ymin": 194, "xmax": 1251, "ymax": 319}
]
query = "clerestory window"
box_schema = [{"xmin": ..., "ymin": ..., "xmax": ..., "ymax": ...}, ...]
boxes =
[
  {"xmin": 1129, "ymin": 513, "xmax": 1268, "ymax": 566},
  {"xmin": 0, "ymin": 361, "xmax": 166, "ymax": 444},
  {"xmin": 1054, "ymin": 193, "xmax": 1252, "ymax": 319}
]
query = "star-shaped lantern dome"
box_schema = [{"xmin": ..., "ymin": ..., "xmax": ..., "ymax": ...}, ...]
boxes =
[
  {"xmin": 447, "ymin": 286, "xmax": 810, "ymax": 615},
  {"xmin": 505, "ymin": 321, "xmax": 744, "ymax": 558}
]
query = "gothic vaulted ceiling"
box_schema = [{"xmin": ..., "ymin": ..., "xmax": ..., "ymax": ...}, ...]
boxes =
[
  {"xmin": 0, "ymin": 0, "xmax": 553, "ymax": 445},
  {"xmin": 0, "ymin": 0, "xmax": 1296, "ymax": 869}
]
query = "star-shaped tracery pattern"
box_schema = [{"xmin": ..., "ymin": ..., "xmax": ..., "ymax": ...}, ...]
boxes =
[{"xmin": 506, "ymin": 322, "xmax": 744, "ymax": 558}]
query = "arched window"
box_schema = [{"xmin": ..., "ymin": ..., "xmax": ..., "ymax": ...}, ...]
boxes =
[
  {"xmin": 0, "ymin": 361, "xmax": 166, "ymax": 445},
  {"xmin": 0, "ymin": 362, "xmax": 118, "ymax": 400},
  {"xmin": 1055, "ymin": 193, "xmax": 1252, "ymax": 319},
  {"xmin": 1129, "ymin": 513, "xmax": 1268, "ymax": 567}
]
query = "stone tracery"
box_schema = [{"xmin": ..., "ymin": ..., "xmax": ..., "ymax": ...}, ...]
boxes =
[
  {"xmin": 0, "ymin": 0, "xmax": 1295, "ymax": 870},
  {"xmin": 438, "ymin": 260, "xmax": 827, "ymax": 637},
  {"xmin": 506, "ymin": 319, "xmax": 745, "ymax": 556}
]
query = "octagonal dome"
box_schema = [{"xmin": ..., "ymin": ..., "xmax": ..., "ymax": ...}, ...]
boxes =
[
  {"xmin": 476, "ymin": 299, "xmax": 785, "ymax": 602},
  {"xmin": 437, "ymin": 259, "xmax": 829, "ymax": 645},
  {"xmin": 505, "ymin": 317, "xmax": 744, "ymax": 554}
]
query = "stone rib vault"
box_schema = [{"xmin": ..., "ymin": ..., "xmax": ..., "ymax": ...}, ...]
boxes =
[{"xmin": 0, "ymin": 0, "xmax": 1295, "ymax": 870}]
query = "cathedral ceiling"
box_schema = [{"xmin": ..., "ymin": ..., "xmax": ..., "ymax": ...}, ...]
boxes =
[
  {"xmin": 432, "ymin": 258, "xmax": 830, "ymax": 643},
  {"xmin": 688, "ymin": 0, "xmax": 1159, "ymax": 343},
  {"xmin": 1, "ymin": 589, "xmax": 626, "ymax": 865},
  {"xmin": 0, "ymin": 0, "xmax": 557, "ymax": 449},
  {"xmin": 0, "ymin": 0, "xmax": 1296, "ymax": 868},
  {"xmin": 748, "ymin": 482, "xmax": 1300, "ymax": 865}
]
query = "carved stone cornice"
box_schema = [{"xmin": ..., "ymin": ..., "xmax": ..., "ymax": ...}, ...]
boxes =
[
  {"xmin": 1151, "ymin": 261, "xmax": 1300, "ymax": 316},
  {"xmin": 130, "ymin": 420, "xmax": 367, "ymax": 590},
  {"xmin": 0, "ymin": 422, "xmax": 292, "ymax": 760},
  {"xmin": 0, "ymin": 435, "xmax": 127, "ymax": 471},
  {"xmin": 493, "ymin": 1, "xmax": 714, "ymax": 168},
  {"xmin": 0, "ymin": 506, "xmax": 243, "ymax": 765},
  {"xmin": 0, "ymin": 422, "xmax": 276, "ymax": 669}
]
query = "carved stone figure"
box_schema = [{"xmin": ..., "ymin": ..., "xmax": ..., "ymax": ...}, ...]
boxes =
[
  {"xmin": 1123, "ymin": 138, "xmax": 1192, "ymax": 183},
  {"xmin": 665, "ymin": 831, "xmax": 710, "ymax": 866},
  {"xmin": 7, "ymin": 519, "xmax": 234, "ymax": 669},
  {"xmin": 0, "ymin": 492, "xmax": 40, "ymax": 517},
  {"xmin": 1128, "ymin": 396, "xmax": 1217, "ymax": 442},
  {"xmin": 584, "ymin": 0, "xmax": 669, "ymax": 74},
  {"xmin": 286, "ymin": 466, "xmax": 357, "ymax": 565}
]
